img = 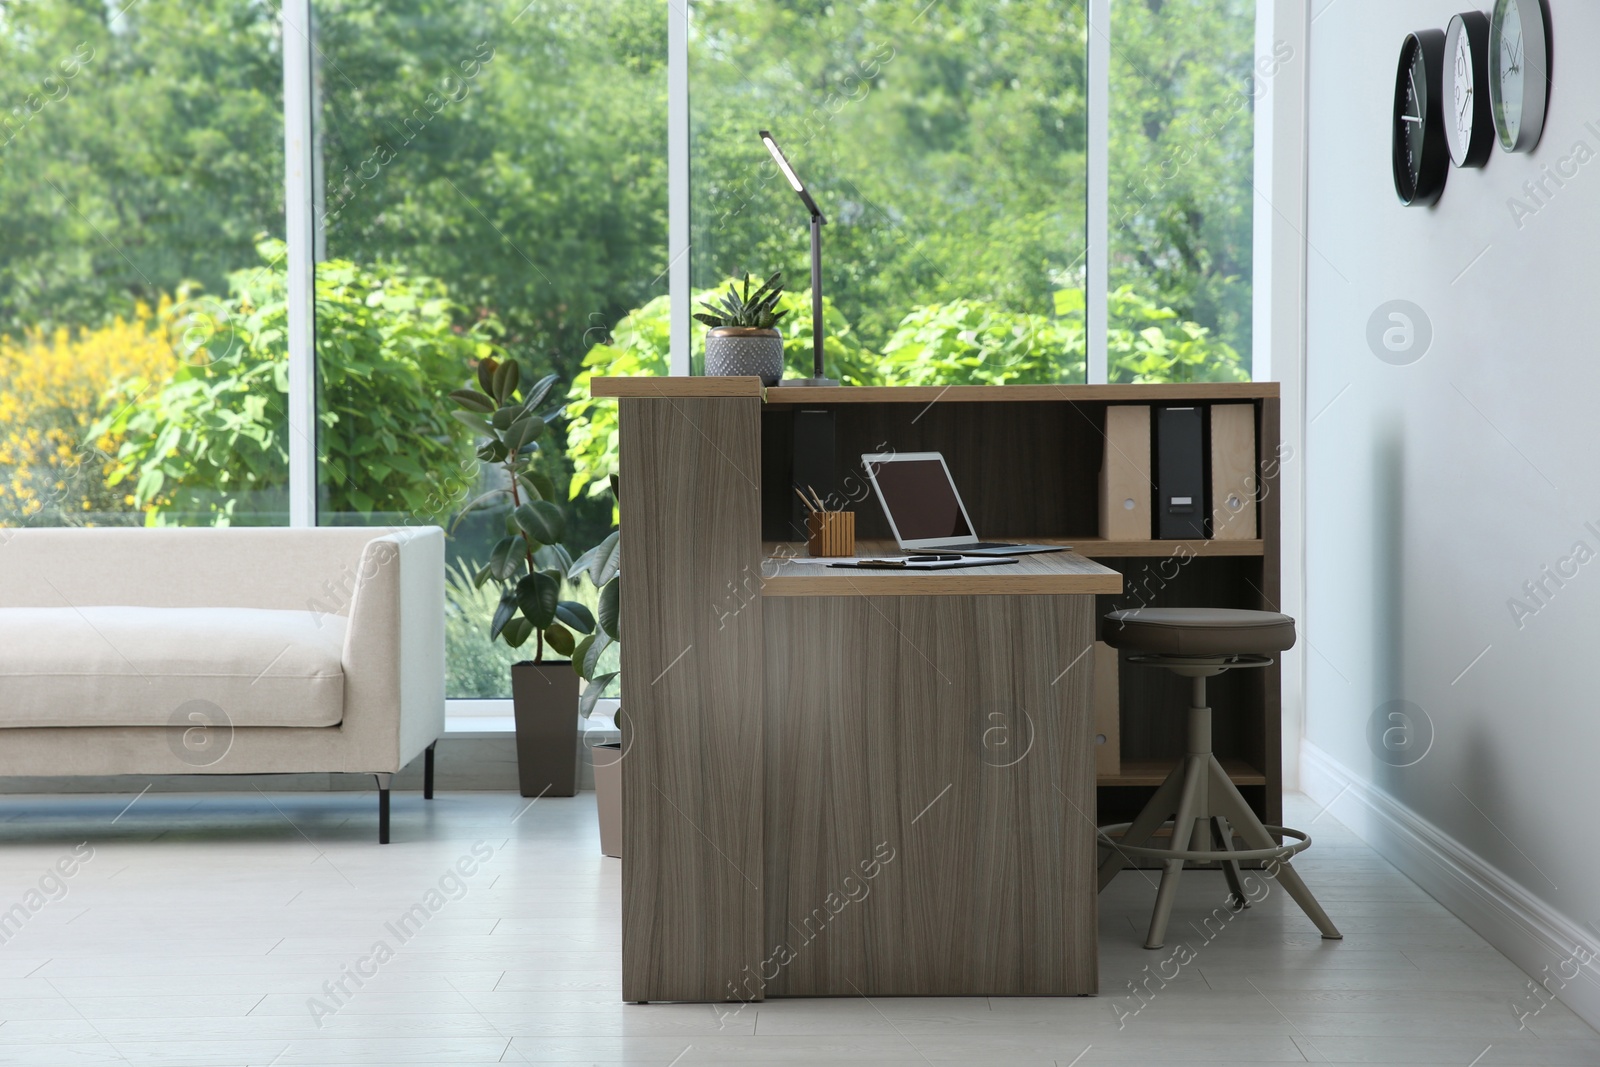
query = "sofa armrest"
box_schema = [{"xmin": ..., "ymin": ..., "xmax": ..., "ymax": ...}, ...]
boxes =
[{"xmin": 339, "ymin": 527, "xmax": 446, "ymax": 772}]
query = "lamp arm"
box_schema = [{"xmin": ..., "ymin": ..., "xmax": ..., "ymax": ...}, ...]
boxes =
[{"xmin": 810, "ymin": 214, "xmax": 825, "ymax": 380}]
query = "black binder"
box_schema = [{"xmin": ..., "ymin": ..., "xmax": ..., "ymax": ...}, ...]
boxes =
[
  {"xmin": 1155, "ymin": 405, "xmax": 1206, "ymax": 540},
  {"xmin": 791, "ymin": 410, "xmax": 836, "ymax": 535}
]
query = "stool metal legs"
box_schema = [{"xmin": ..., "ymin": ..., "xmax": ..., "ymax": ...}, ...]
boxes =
[{"xmin": 1098, "ymin": 671, "xmax": 1341, "ymax": 949}]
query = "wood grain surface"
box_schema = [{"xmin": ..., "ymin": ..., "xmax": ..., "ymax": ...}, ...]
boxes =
[
  {"xmin": 618, "ymin": 396, "xmax": 766, "ymax": 1003},
  {"xmin": 593, "ymin": 376, "xmax": 764, "ymax": 398},
  {"xmin": 760, "ymin": 383, "xmax": 1278, "ymax": 403},
  {"xmin": 591, "ymin": 378, "xmax": 1279, "ymax": 403},
  {"xmin": 762, "ymin": 593, "xmax": 1099, "ymax": 996},
  {"xmin": 760, "ymin": 543, "xmax": 1123, "ymax": 597}
]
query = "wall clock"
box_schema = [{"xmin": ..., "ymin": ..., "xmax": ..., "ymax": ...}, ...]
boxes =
[
  {"xmin": 1445, "ymin": 12, "xmax": 1494, "ymax": 167},
  {"xmin": 1393, "ymin": 30, "xmax": 1449, "ymax": 207},
  {"xmin": 1489, "ymin": 0, "xmax": 1551, "ymax": 153}
]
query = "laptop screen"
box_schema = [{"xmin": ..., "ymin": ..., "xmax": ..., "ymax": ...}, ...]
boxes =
[{"xmin": 867, "ymin": 458, "xmax": 974, "ymax": 540}]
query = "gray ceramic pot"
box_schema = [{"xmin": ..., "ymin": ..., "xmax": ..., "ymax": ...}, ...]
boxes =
[{"xmin": 705, "ymin": 328, "xmax": 784, "ymax": 385}]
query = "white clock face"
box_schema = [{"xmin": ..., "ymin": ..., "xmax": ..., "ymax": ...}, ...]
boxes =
[
  {"xmin": 1444, "ymin": 13, "xmax": 1491, "ymax": 168},
  {"xmin": 1453, "ymin": 30, "xmax": 1474, "ymax": 142},
  {"xmin": 1499, "ymin": 0, "xmax": 1525, "ymax": 142}
]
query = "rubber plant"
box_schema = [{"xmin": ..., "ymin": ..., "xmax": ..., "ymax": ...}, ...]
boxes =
[
  {"xmin": 449, "ymin": 359, "xmax": 597, "ymax": 662},
  {"xmin": 568, "ymin": 474, "xmax": 619, "ymax": 716}
]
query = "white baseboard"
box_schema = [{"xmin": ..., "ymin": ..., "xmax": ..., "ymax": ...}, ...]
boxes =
[{"xmin": 1301, "ymin": 740, "xmax": 1600, "ymax": 1032}]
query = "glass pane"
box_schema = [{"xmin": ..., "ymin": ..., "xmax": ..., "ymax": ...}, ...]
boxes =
[
  {"xmin": 1108, "ymin": 0, "xmax": 1255, "ymax": 383},
  {"xmin": 689, "ymin": 0, "xmax": 1089, "ymax": 386},
  {"xmin": 0, "ymin": 0, "xmax": 288, "ymax": 527},
  {"xmin": 312, "ymin": 0, "xmax": 662, "ymax": 698}
]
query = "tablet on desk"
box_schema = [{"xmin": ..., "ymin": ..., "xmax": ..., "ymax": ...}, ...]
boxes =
[{"xmin": 862, "ymin": 451, "xmax": 1066, "ymax": 556}]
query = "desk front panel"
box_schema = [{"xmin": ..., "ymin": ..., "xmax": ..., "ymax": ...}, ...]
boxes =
[{"xmin": 762, "ymin": 592, "xmax": 1098, "ymax": 997}]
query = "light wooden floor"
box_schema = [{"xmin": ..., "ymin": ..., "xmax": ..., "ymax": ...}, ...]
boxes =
[{"xmin": 0, "ymin": 790, "xmax": 1593, "ymax": 1065}]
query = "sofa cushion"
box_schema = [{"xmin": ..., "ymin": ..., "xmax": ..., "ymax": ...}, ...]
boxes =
[{"xmin": 0, "ymin": 607, "xmax": 346, "ymax": 728}]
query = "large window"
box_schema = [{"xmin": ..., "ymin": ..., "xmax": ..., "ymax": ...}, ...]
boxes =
[
  {"xmin": 311, "ymin": 0, "xmax": 662, "ymax": 698},
  {"xmin": 1, "ymin": 0, "xmax": 1261, "ymax": 708},
  {"xmin": 690, "ymin": 0, "xmax": 1089, "ymax": 385},
  {"xmin": 1109, "ymin": 0, "xmax": 1255, "ymax": 383},
  {"xmin": 0, "ymin": 0, "xmax": 288, "ymax": 528}
]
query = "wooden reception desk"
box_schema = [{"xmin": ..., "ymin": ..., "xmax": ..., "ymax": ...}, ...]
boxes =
[{"xmin": 597, "ymin": 377, "xmax": 1282, "ymax": 1003}]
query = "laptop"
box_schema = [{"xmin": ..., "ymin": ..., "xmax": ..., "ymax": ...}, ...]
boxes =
[{"xmin": 861, "ymin": 452, "xmax": 1065, "ymax": 557}]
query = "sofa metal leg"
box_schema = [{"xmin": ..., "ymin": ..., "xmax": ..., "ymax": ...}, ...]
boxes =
[
  {"xmin": 375, "ymin": 773, "xmax": 393, "ymax": 844},
  {"xmin": 424, "ymin": 742, "xmax": 436, "ymax": 800}
]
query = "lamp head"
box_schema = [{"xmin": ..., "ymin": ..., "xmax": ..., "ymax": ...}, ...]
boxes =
[{"xmin": 759, "ymin": 130, "xmax": 825, "ymax": 222}]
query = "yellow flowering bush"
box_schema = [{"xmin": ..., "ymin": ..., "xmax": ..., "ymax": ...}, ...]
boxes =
[{"xmin": 0, "ymin": 302, "xmax": 178, "ymax": 524}]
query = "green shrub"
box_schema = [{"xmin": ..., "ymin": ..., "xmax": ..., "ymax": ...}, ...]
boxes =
[{"xmin": 96, "ymin": 239, "xmax": 501, "ymax": 525}]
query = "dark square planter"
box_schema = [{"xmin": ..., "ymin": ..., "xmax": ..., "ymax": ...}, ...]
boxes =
[{"xmin": 511, "ymin": 660, "xmax": 580, "ymax": 798}]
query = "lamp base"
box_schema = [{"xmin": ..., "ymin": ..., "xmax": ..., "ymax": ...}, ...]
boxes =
[{"xmin": 776, "ymin": 377, "xmax": 840, "ymax": 388}]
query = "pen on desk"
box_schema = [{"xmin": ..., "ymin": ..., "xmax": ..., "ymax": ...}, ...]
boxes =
[{"xmin": 908, "ymin": 554, "xmax": 961, "ymax": 562}]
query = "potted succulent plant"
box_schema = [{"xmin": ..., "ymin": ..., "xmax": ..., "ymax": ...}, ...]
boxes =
[
  {"xmin": 695, "ymin": 272, "xmax": 788, "ymax": 384},
  {"xmin": 450, "ymin": 359, "xmax": 600, "ymax": 798}
]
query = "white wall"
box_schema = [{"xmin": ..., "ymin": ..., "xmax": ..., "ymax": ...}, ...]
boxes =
[
  {"xmin": 1255, "ymin": 0, "xmax": 1311, "ymax": 789},
  {"xmin": 1303, "ymin": 0, "xmax": 1600, "ymax": 1026}
]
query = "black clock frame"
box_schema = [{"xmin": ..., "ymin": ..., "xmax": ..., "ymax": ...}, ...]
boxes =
[
  {"xmin": 1446, "ymin": 11, "xmax": 1494, "ymax": 168},
  {"xmin": 1393, "ymin": 29, "xmax": 1450, "ymax": 208}
]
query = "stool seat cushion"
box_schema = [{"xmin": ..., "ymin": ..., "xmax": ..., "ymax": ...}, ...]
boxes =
[{"xmin": 1103, "ymin": 607, "xmax": 1296, "ymax": 656}]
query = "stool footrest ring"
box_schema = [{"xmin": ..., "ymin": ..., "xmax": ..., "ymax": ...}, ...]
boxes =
[{"xmin": 1097, "ymin": 822, "xmax": 1312, "ymax": 864}]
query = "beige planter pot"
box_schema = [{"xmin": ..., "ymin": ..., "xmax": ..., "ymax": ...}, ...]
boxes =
[{"xmin": 592, "ymin": 741, "xmax": 623, "ymax": 858}]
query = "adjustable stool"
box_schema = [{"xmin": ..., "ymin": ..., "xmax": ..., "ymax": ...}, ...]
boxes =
[{"xmin": 1098, "ymin": 607, "xmax": 1341, "ymax": 949}]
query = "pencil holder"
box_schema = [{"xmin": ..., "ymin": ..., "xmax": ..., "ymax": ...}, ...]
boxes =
[{"xmin": 806, "ymin": 511, "xmax": 856, "ymax": 557}]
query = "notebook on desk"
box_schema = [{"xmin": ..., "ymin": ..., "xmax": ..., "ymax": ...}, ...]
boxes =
[{"xmin": 862, "ymin": 451, "xmax": 1066, "ymax": 556}]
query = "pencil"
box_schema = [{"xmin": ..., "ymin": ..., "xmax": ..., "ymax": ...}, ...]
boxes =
[{"xmin": 794, "ymin": 486, "xmax": 818, "ymax": 515}]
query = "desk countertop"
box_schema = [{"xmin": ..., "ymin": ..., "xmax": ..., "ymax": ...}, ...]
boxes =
[
  {"xmin": 760, "ymin": 541, "xmax": 1122, "ymax": 597},
  {"xmin": 591, "ymin": 376, "xmax": 1279, "ymax": 402}
]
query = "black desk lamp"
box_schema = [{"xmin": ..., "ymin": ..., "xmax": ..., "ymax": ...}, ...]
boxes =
[{"xmin": 761, "ymin": 130, "xmax": 838, "ymax": 387}]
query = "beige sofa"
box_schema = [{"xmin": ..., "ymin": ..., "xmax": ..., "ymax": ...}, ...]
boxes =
[{"xmin": 0, "ymin": 527, "xmax": 445, "ymax": 842}]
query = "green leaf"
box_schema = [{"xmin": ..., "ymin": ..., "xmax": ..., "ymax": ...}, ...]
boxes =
[
  {"xmin": 521, "ymin": 373, "xmax": 560, "ymax": 412},
  {"xmin": 542, "ymin": 623, "xmax": 576, "ymax": 658},
  {"xmin": 572, "ymin": 633, "xmax": 595, "ymax": 676},
  {"xmin": 555, "ymin": 599, "xmax": 596, "ymax": 634},
  {"xmin": 598, "ymin": 575, "xmax": 620, "ymax": 641},
  {"xmin": 581, "ymin": 630, "xmax": 613, "ymax": 679},
  {"xmin": 492, "ymin": 358, "xmax": 520, "ymax": 404},
  {"xmin": 489, "ymin": 588, "xmax": 519, "ymax": 640},
  {"xmin": 449, "ymin": 388, "xmax": 495, "ymax": 414},
  {"xmin": 504, "ymin": 414, "xmax": 545, "ymax": 452},
  {"xmin": 501, "ymin": 615, "xmax": 535, "ymax": 649},
  {"xmin": 570, "ymin": 529, "xmax": 620, "ymax": 586},
  {"xmin": 534, "ymin": 542, "xmax": 573, "ymax": 575},
  {"xmin": 488, "ymin": 536, "xmax": 524, "ymax": 581},
  {"xmin": 518, "ymin": 471, "xmax": 555, "ymax": 503},
  {"xmin": 476, "ymin": 357, "xmax": 499, "ymax": 394},
  {"xmin": 514, "ymin": 500, "xmax": 564, "ymax": 544},
  {"xmin": 516, "ymin": 570, "xmax": 560, "ymax": 628},
  {"xmin": 579, "ymin": 672, "xmax": 618, "ymax": 717}
]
